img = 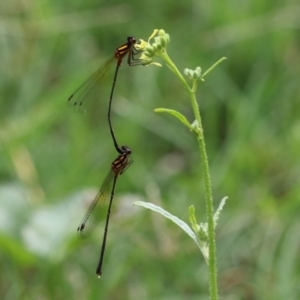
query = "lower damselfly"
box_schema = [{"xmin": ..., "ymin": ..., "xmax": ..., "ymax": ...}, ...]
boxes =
[{"xmin": 77, "ymin": 145, "xmax": 132, "ymax": 277}]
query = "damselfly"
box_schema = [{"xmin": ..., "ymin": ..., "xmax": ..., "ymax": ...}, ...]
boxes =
[
  {"xmin": 77, "ymin": 145, "xmax": 132, "ymax": 277},
  {"xmin": 68, "ymin": 37, "xmax": 143, "ymax": 154}
]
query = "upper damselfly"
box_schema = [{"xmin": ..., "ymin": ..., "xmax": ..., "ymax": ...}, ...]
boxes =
[{"xmin": 68, "ymin": 37, "xmax": 143, "ymax": 154}]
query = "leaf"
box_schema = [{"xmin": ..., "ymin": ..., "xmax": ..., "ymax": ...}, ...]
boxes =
[
  {"xmin": 134, "ymin": 201, "xmax": 199, "ymax": 246},
  {"xmin": 154, "ymin": 108, "xmax": 192, "ymax": 130},
  {"xmin": 134, "ymin": 201, "xmax": 209, "ymax": 262},
  {"xmin": 213, "ymin": 196, "xmax": 228, "ymax": 226},
  {"xmin": 201, "ymin": 57, "xmax": 227, "ymax": 79},
  {"xmin": 188, "ymin": 205, "xmax": 199, "ymax": 234}
]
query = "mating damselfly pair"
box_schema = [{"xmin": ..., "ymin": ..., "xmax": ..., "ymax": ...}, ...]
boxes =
[{"xmin": 68, "ymin": 36, "xmax": 145, "ymax": 277}]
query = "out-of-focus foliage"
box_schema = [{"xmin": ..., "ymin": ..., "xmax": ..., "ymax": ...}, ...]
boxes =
[{"xmin": 0, "ymin": 0, "xmax": 300, "ymax": 299}]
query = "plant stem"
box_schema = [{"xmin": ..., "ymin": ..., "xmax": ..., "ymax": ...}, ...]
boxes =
[
  {"xmin": 189, "ymin": 88, "xmax": 218, "ymax": 300},
  {"xmin": 196, "ymin": 113, "xmax": 218, "ymax": 300},
  {"xmin": 161, "ymin": 51, "xmax": 218, "ymax": 300}
]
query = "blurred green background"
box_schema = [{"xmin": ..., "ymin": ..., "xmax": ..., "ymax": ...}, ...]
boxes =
[{"xmin": 1, "ymin": 0, "xmax": 300, "ymax": 299}]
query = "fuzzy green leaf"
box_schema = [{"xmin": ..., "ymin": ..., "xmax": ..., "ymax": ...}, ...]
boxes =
[
  {"xmin": 134, "ymin": 201, "xmax": 199, "ymax": 246},
  {"xmin": 213, "ymin": 196, "xmax": 228, "ymax": 226},
  {"xmin": 154, "ymin": 108, "xmax": 192, "ymax": 130}
]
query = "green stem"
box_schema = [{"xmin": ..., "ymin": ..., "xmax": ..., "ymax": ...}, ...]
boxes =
[
  {"xmin": 189, "ymin": 90, "xmax": 218, "ymax": 300},
  {"xmin": 160, "ymin": 51, "xmax": 191, "ymax": 92},
  {"xmin": 196, "ymin": 116, "xmax": 218, "ymax": 300},
  {"xmin": 161, "ymin": 51, "xmax": 218, "ymax": 300}
]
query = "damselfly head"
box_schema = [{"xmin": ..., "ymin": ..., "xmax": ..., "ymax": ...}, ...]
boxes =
[
  {"xmin": 127, "ymin": 36, "xmax": 137, "ymax": 44},
  {"xmin": 120, "ymin": 145, "xmax": 131, "ymax": 155}
]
